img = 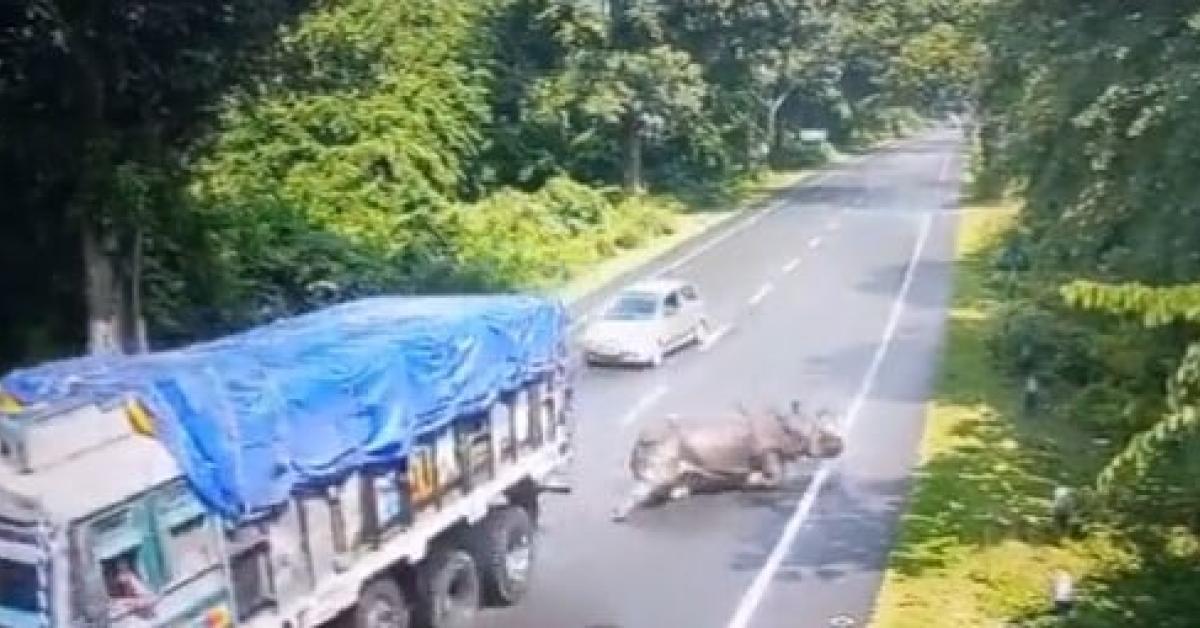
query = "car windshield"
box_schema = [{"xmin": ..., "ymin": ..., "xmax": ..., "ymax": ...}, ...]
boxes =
[
  {"xmin": 603, "ymin": 292, "xmax": 659, "ymax": 321},
  {"xmin": 0, "ymin": 557, "xmax": 39, "ymax": 615}
]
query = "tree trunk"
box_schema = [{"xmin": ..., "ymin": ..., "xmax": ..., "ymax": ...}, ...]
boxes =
[
  {"xmin": 766, "ymin": 88, "xmax": 795, "ymax": 164},
  {"xmin": 53, "ymin": 0, "xmax": 144, "ymax": 355},
  {"xmin": 766, "ymin": 98, "xmax": 784, "ymax": 160},
  {"xmin": 82, "ymin": 216, "xmax": 121, "ymax": 355},
  {"xmin": 82, "ymin": 203, "xmax": 149, "ymax": 356},
  {"xmin": 120, "ymin": 228, "xmax": 149, "ymax": 353},
  {"xmin": 622, "ymin": 112, "xmax": 643, "ymax": 193}
]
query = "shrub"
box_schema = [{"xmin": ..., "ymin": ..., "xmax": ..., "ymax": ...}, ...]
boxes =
[
  {"xmin": 988, "ymin": 300, "xmax": 1102, "ymax": 386},
  {"xmin": 449, "ymin": 177, "xmax": 679, "ymax": 291},
  {"xmin": 771, "ymin": 137, "xmax": 838, "ymax": 169}
]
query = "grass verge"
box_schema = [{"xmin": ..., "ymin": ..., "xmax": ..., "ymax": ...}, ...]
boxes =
[{"xmin": 869, "ymin": 203, "xmax": 1146, "ymax": 627}]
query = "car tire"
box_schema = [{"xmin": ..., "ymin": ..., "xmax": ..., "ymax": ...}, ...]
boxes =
[
  {"xmin": 464, "ymin": 506, "xmax": 536, "ymax": 607},
  {"xmin": 355, "ymin": 577, "xmax": 411, "ymax": 628},
  {"xmin": 416, "ymin": 548, "xmax": 481, "ymax": 628}
]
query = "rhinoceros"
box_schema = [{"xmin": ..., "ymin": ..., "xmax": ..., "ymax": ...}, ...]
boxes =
[{"xmin": 611, "ymin": 400, "xmax": 844, "ymax": 522}]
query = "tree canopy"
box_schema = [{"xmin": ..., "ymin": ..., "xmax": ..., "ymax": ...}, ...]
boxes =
[
  {"xmin": 0, "ymin": 0, "xmax": 973, "ymax": 367},
  {"xmin": 977, "ymin": 0, "xmax": 1200, "ymax": 522}
]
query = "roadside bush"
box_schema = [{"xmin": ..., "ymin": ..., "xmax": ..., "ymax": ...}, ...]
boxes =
[
  {"xmin": 450, "ymin": 176, "xmax": 678, "ymax": 291},
  {"xmin": 606, "ymin": 195, "xmax": 678, "ymax": 250},
  {"xmin": 989, "ymin": 300, "xmax": 1101, "ymax": 386},
  {"xmin": 771, "ymin": 137, "xmax": 838, "ymax": 169}
]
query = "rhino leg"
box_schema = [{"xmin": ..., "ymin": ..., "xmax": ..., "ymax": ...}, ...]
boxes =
[
  {"xmin": 745, "ymin": 451, "xmax": 786, "ymax": 490},
  {"xmin": 611, "ymin": 480, "xmax": 659, "ymax": 522}
]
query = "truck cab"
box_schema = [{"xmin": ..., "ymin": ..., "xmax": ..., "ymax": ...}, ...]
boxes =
[{"xmin": 0, "ymin": 401, "xmax": 240, "ymax": 627}]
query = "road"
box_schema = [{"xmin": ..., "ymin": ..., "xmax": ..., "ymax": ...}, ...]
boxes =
[{"xmin": 481, "ymin": 128, "xmax": 964, "ymax": 628}]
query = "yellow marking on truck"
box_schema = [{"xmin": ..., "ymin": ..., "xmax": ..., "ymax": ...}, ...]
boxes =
[
  {"xmin": 0, "ymin": 390, "xmax": 21, "ymax": 413},
  {"xmin": 126, "ymin": 398, "xmax": 156, "ymax": 435},
  {"xmin": 408, "ymin": 447, "xmax": 437, "ymax": 502}
]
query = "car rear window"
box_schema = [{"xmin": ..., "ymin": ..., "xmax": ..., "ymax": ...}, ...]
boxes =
[{"xmin": 604, "ymin": 292, "xmax": 659, "ymax": 320}]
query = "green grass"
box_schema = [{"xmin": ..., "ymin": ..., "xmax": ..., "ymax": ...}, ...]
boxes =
[{"xmin": 870, "ymin": 204, "xmax": 1142, "ymax": 627}]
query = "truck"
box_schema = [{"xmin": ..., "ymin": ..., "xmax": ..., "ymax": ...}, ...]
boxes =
[{"xmin": 0, "ymin": 295, "xmax": 574, "ymax": 628}]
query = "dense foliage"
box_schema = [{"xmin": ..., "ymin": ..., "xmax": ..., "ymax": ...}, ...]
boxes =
[
  {"xmin": 0, "ymin": 0, "xmax": 971, "ymax": 366},
  {"xmin": 978, "ymin": 0, "xmax": 1200, "ymax": 528}
]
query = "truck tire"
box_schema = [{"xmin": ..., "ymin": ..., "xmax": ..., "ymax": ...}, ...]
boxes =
[
  {"xmin": 416, "ymin": 548, "xmax": 480, "ymax": 628},
  {"xmin": 355, "ymin": 577, "xmax": 411, "ymax": 628},
  {"xmin": 466, "ymin": 506, "xmax": 536, "ymax": 607}
]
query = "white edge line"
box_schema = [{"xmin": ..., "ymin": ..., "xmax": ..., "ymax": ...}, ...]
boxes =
[
  {"xmin": 782, "ymin": 258, "xmax": 801, "ymax": 274},
  {"xmin": 619, "ymin": 384, "xmax": 669, "ymax": 427},
  {"xmin": 700, "ymin": 324, "xmax": 733, "ymax": 352},
  {"xmin": 807, "ymin": 236, "xmax": 822, "ymax": 249},
  {"xmin": 724, "ymin": 211, "xmax": 935, "ymax": 628},
  {"xmin": 937, "ymin": 153, "xmax": 954, "ymax": 183},
  {"xmin": 748, "ymin": 283, "xmax": 774, "ymax": 306}
]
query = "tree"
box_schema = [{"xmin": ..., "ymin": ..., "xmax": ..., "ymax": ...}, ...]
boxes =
[
  {"xmin": 0, "ymin": 0, "xmax": 305, "ymax": 355},
  {"xmin": 526, "ymin": 1, "xmax": 707, "ymax": 191},
  {"xmin": 1063, "ymin": 281, "xmax": 1200, "ymax": 494},
  {"xmin": 978, "ymin": 0, "xmax": 1200, "ymax": 522},
  {"xmin": 660, "ymin": 0, "xmax": 842, "ymax": 162},
  {"xmin": 0, "ymin": 0, "xmax": 968, "ymax": 366}
]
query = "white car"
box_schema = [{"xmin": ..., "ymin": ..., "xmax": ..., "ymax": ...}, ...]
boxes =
[{"xmin": 582, "ymin": 279, "xmax": 710, "ymax": 367}]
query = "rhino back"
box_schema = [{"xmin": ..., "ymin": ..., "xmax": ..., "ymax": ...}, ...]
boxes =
[{"xmin": 672, "ymin": 420, "xmax": 761, "ymax": 474}]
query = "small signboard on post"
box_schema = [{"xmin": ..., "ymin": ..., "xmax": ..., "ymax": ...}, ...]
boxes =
[{"xmin": 799, "ymin": 128, "xmax": 829, "ymax": 143}]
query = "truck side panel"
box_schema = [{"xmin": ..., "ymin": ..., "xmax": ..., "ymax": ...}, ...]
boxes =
[{"xmin": 239, "ymin": 371, "xmax": 570, "ymax": 627}]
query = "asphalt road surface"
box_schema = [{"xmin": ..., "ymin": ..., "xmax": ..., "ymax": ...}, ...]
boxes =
[{"xmin": 479, "ymin": 128, "xmax": 965, "ymax": 628}]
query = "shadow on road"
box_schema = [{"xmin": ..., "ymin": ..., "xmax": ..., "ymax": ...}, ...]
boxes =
[
  {"xmin": 725, "ymin": 472, "xmax": 911, "ymax": 583},
  {"xmin": 853, "ymin": 257, "xmax": 955, "ymax": 312}
]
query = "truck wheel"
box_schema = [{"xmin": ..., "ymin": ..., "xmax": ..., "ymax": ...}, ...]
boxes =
[
  {"xmin": 416, "ymin": 549, "xmax": 480, "ymax": 628},
  {"xmin": 467, "ymin": 506, "xmax": 536, "ymax": 607},
  {"xmin": 355, "ymin": 577, "xmax": 411, "ymax": 628}
]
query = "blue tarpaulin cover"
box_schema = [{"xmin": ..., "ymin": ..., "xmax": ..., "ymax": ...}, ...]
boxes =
[{"xmin": 0, "ymin": 295, "xmax": 569, "ymax": 521}]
